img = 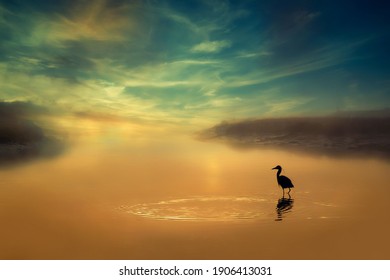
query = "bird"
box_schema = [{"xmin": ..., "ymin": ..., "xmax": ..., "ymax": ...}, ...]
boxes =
[{"xmin": 272, "ymin": 165, "xmax": 294, "ymax": 196}]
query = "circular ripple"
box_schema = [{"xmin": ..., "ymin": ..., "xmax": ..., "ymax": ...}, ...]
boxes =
[{"xmin": 121, "ymin": 196, "xmax": 275, "ymax": 221}]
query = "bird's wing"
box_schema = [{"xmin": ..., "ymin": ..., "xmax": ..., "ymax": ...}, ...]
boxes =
[{"xmin": 279, "ymin": 175, "xmax": 294, "ymax": 187}]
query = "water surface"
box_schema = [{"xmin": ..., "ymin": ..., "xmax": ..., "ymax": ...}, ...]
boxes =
[{"xmin": 0, "ymin": 135, "xmax": 389, "ymax": 259}]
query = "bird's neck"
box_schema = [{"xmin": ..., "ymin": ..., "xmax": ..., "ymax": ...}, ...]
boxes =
[{"xmin": 276, "ymin": 169, "xmax": 281, "ymax": 177}]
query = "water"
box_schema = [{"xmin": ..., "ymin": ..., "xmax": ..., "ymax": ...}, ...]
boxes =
[{"xmin": 0, "ymin": 134, "xmax": 389, "ymax": 259}]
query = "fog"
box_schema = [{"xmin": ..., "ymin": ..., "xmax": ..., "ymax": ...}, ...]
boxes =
[
  {"xmin": 199, "ymin": 115, "xmax": 390, "ymax": 159},
  {"xmin": 0, "ymin": 101, "xmax": 63, "ymax": 166}
]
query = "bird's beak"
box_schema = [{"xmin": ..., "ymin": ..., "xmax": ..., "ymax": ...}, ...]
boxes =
[{"xmin": 272, "ymin": 167, "xmax": 276, "ymax": 170}]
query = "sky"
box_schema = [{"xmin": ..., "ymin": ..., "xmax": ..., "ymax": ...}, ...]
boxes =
[{"xmin": 0, "ymin": 0, "xmax": 389, "ymax": 134}]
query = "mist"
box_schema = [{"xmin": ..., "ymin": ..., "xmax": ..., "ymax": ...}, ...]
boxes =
[
  {"xmin": 199, "ymin": 112, "xmax": 390, "ymax": 159},
  {"xmin": 0, "ymin": 101, "xmax": 64, "ymax": 166}
]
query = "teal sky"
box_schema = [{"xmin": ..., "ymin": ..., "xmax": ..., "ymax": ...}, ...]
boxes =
[{"xmin": 0, "ymin": 0, "xmax": 389, "ymax": 130}]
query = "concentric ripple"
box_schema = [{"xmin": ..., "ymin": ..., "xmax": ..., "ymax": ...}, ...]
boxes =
[{"xmin": 120, "ymin": 196, "xmax": 275, "ymax": 221}]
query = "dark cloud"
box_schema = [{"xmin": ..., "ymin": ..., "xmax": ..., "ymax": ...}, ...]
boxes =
[
  {"xmin": 0, "ymin": 101, "xmax": 47, "ymax": 117},
  {"xmin": 199, "ymin": 110, "xmax": 390, "ymax": 160},
  {"xmin": 0, "ymin": 101, "xmax": 64, "ymax": 167}
]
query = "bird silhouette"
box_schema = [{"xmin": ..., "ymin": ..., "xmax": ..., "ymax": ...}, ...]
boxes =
[{"xmin": 272, "ymin": 165, "xmax": 294, "ymax": 196}]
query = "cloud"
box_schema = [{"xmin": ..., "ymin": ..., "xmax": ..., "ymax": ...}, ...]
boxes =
[
  {"xmin": 191, "ymin": 40, "xmax": 231, "ymax": 53},
  {"xmin": 0, "ymin": 101, "xmax": 64, "ymax": 166},
  {"xmin": 225, "ymin": 41, "xmax": 361, "ymax": 88},
  {"xmin": 0, "ymin": 101, "xmax": 48, "ymax": 117},
  {"xmin": 264, "ymin": 97, "xmax": 314, "ymax": 115},
  {"xmin": 73, "ymin": 111, "xmax": 131, "ymax": 123},
  {"xmin": 0, "ymin": 1, "xmax": 388, "ymax": 130},
  {"xmin": 199, "ymin": 111, "xmax": 390, "ymax": 160},
  {"xmin": 159, "ymin": 1, "xmax": 242, "ymax": 39},
  {"xmin": 25, "ymin": 0, "xmax": 133, "ymax": 46},
  {"xmin": 236, "ymin": 51, "xmax": 273, "ymax": 59},
  {"xmin": 162, "ymin": 9, "xmax": 206, "ymax": 35}
]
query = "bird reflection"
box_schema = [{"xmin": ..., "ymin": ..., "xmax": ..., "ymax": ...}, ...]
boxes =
[{"xmin": 275, "ymin": 195, "xmax": 294, "ymax": 221}]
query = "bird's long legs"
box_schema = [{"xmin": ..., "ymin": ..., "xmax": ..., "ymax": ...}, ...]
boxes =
[{"xmin": 282, "ymin": 188, "xmax": 292, "ymax": 199}]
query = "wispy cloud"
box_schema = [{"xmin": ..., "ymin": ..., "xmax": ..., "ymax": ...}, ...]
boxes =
[
  {"xmin": 264, "ymin": 98, "xmax": 314, "ymax": 115},
  {"xmin": 225, "ymin": 41, "xmax": 364, "ymax": 88},
  {"xmin": 25, "ymin": 0, "xmax": 132, "ymax": 46},
  {"xmin": 236, "ymin": 51, "xmax": 273, "ymax": 59},
  {"xmin": 191, "ymin": 40, "xmax": 231, "ymax": 53},
  {"xmin": 161, "ymin": 9, "xmax": 210, "ymax": 36}
]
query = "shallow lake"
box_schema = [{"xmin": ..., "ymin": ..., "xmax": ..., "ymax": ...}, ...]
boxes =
[{"xmin": 0, "ymin": 134, "xmax": 389, "ymax": 259}]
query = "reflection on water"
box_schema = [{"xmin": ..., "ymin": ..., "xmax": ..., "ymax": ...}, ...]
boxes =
[
  {"xmin": 122, "ymin": 193, "xmax": 340, "ymax": 222},
  {"xmin": 121, "ymin": 196, "xmax": 274, "ymax": 221},
  {"xmin": 275, "ymin": 196, "xmax": 294, "ymax": 221},
  {"xmin": 0, "ymin": 135, "xmax": 390, "ymax": 259}
]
